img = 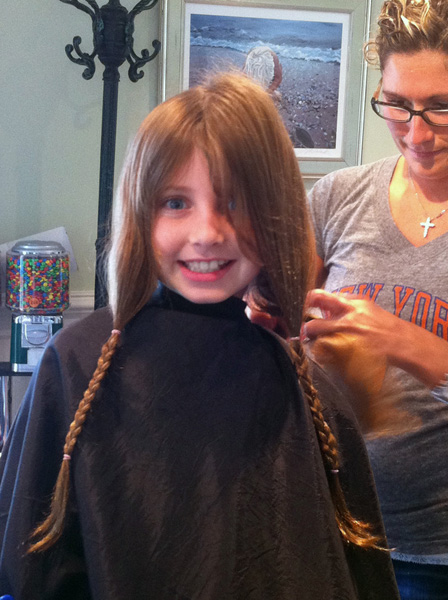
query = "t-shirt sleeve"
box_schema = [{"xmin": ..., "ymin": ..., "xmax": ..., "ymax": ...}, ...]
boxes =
[{"xmin": 307, "ymin": 173, "xmax": 336, "ymax": 261}]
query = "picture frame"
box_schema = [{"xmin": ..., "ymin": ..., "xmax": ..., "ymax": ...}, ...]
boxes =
[{"xmin": 160, "ymin": 0, "xmax": 370, "ymax": 178}]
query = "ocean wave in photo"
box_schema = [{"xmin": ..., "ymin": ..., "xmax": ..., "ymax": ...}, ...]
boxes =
[
  {"xmin": 191, "ymin": 36, "xmax": 340, "ymax": 64},
  {"xmin": 190, "ymin": 15, "xmax": 342, "ymax": 65}
]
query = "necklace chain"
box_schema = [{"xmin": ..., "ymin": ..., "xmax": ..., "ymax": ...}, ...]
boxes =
[{"xmin": 409, "ymin": 175, "xmax": 448, "ymax": 238}]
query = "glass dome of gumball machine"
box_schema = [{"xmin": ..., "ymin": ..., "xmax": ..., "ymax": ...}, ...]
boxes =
[{"xmin": 6, "ymin": 241, "xmax": 69, "ymax": 372}]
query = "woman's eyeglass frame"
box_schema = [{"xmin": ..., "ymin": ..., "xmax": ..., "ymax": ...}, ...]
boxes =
[{"xmin": 370, "ymin": 80, "xmax": 448, "ymax": 127}]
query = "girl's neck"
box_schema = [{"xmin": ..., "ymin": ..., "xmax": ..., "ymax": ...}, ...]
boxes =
[{"xmin": 158, "ymin": 284, "xmax": 247, "ymax": 320}]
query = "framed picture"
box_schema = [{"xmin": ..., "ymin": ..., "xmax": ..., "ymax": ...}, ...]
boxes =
[{"xmin": 160, "ymin": 0, "xmax": 370, "ymax": 177}]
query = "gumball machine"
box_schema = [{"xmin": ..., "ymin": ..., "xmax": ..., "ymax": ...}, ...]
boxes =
[{"xmin": 6, "ymin": 241, "xmax": 69, "ymax": 372}]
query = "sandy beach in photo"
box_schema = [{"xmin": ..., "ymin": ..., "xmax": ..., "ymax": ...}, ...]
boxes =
[{"xmin": 189, "ymin": 46, "xmax": 340, "ymax": 150}]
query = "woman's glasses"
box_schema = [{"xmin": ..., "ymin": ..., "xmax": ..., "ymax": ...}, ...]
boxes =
[{"xmin": 371, "ymin": 81, "xmax": 448, "ymax": 127}]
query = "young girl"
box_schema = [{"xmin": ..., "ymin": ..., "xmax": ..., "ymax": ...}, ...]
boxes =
[{"xmin": 0, "ymin": 73, "xmax": 398, "ymax": 599}]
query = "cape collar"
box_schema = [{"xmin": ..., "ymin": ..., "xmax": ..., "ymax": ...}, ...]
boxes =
[{"xmin": 150, "ymin": 283, "xmax": 248, "ymax": 321}]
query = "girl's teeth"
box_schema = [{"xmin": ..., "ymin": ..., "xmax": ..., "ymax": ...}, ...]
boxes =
[{"xmin": 185, "ymin": 260, "xmax": 228, "ymax": 273}]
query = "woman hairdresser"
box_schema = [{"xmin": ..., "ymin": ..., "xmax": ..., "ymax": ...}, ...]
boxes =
[{"xmin": 306, "ymin": 1, "xmax": 448, "ymax": 598}]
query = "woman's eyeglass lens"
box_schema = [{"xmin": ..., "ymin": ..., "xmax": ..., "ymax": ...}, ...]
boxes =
[{"xmin": 371, "ymin": 98, "xmax": 448, "ymax": 126}]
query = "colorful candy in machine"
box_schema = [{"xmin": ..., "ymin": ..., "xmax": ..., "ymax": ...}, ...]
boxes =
[{"xmin": 6, "ymin": 241, "xmax": 69, "ymax": 372}]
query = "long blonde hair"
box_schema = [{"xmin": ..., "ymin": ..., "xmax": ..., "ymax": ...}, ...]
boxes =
[
  {"xmin": 365, "ymin": 0, "xmax": 448, "ymax": 69},
  {"xmin": 29, "ymin": 73, "xmax": 382, "ymax": 553}
]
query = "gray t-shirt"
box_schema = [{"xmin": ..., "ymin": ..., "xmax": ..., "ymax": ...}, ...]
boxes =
[{"xmin": 309, "ymin": 156, "xmax": 448, "ymax": 561}]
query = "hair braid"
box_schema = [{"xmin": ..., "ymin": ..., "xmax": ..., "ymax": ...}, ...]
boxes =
[
  {"xmin": 28, "ymin": 331, "xmax": 121, "ymax": 554},
  {"xmin": 289, "ymin": 338, "xmax": 384, "ymax": 549}
]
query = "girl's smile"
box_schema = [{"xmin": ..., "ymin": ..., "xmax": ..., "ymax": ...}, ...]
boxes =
[
  {"xmin": 153, "ymin": 149, "xmax": 261, "ymax": 303},
  {"xmin": 179, "ymin": 259, "xmax": 234, "ymax": 280}
]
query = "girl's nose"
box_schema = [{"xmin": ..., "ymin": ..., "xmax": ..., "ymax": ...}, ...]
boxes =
[{"xmin": 190, "ymin": 208, "xmax": 228, "ymax": 246}]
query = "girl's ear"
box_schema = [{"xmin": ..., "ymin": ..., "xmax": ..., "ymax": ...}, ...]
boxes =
[
  {"xmin": 247, "ymin": 304, "xmax": 289, "ymax": 339},
  {"xmin": 249, "ymin": 308, "xmax": 278, "ymax": 330}
]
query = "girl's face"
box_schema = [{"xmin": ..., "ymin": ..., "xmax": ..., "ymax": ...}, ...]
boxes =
[
  {"xmin": 381, "ymin": 50, "xmax": 448, "ymax": 182},
  {"xmin": 153, "ymin": 148, "xmax": 261, "ymax": 304}
]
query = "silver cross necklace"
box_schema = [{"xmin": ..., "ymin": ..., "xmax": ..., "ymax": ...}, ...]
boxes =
[{"xmin": 409, "ymin": 175, "xmax": 448, "ymax": 238}]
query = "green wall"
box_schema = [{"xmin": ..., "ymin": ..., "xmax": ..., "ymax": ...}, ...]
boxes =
[
  {"xmin": 1, "ymin": 1, "xmax": 160, "ymax": 292},
  {"xmin": 1, "ymin": 0, "xmax": 396, "ymax": 293},
  {"xmin": 363, "ymin": 0, "xmax": 397, "ymax": 163}
]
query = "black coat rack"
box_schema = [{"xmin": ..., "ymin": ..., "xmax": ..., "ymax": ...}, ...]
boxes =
[{"xmin": 59, "ymin": 0, "xmax": 161, "ymax": 308}]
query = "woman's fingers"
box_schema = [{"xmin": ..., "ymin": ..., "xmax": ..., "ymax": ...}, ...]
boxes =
[
  {"xmin": 306, "ymin": 288, "xmax": 354, "ymax": 317},
  {"xmin": 304, "ymin": 289, "xmax": 378, "ymax": 340},
  {"xmin": 303, "ymin": 315, "xmax": 340, "ymax": 340}
]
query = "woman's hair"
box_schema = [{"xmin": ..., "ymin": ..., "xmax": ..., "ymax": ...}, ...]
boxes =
[
  {"xmin": 29, "ymin": 72, "xmax": 382, "ymax": 553},
  {"xmin": 365, "ymin": 0, "xmax": 448, "ymax": 69}
]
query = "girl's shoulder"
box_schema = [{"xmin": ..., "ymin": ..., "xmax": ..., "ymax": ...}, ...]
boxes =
[
  {"xmin": 259, "ymin": 329, "xmax": 366, "ymax": 439},
  {"xmin": 54, "ymin": 307, "xmax": 113, "ymax": 347},
  {"xmin": 48, "ymin": 307, "xmax": 114, "ymax": 372}
]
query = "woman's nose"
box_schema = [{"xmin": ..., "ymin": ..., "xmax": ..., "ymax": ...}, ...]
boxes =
[{"xmin": 406, "ymin": 114, "xmax": 435, "ymax": 145}]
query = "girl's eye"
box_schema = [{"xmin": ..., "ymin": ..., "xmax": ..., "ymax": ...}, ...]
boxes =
[{"xmin": 163, "ymin": 197, "xmax": 187, "ymax": 211}]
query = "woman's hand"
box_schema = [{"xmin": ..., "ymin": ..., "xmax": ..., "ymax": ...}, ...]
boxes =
[{"xmin": 304, "ymin": 289, "xmax": 448, "ymax": 389}]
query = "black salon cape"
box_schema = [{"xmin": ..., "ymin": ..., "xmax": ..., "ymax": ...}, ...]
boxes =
[{"xmin": 0, "ymin": 287, "xmax": 398, "ymax": 600}]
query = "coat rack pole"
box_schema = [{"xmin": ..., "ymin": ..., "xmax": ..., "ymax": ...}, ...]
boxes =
[{"xmin": 95, "ymin": 65, "xmax": 120, "ymax": 308}]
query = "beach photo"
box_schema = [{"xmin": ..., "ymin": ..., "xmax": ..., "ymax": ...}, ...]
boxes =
[{"xmin": 184, "ymin": 5, "xmax": 348, "ymax": 153}]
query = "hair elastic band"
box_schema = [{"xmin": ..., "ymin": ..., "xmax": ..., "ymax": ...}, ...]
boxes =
[
  {"xmin": 111, "ymin": 329, "xmax": 121, "ymax": 336},
  {"xmin": 331, "ymin": 469, "xmax": 339, "ymax": 475},
  {"xmin": 63, "ymin": 454, "xmax": 71, "ymax": 462}
]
